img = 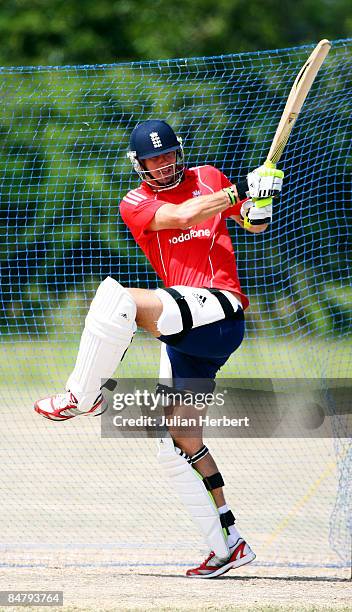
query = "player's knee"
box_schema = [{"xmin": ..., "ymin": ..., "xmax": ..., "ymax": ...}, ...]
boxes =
[{"xmin": 125, "ymin": 287, "xmax": 163, "ymax": 335}]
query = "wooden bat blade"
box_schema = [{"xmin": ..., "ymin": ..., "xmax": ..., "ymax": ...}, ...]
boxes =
[{"xmin": 266, "ymin": 39, "xmax": 331, "ymax": 165}]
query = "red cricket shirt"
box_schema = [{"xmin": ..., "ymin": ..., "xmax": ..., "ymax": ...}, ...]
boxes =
[{"xmin": 120, "ymin": 164, "xmax": 249, "ymax": 309}]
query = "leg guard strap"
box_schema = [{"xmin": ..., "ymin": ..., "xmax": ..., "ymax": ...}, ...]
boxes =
[
  {"xmin": 190, "ymin": 445, "xmax": 209, "ymax": 465},
  {"xmin": 220, "ymin": 509, "xmax": 236, "ymax": 535}
]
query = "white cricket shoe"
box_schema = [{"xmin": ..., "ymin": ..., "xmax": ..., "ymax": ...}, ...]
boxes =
[
  {"xmin": 186, "ymin": 539, "xmax": 256, "ymax": 578},
  {"xmin": 34, "ymin": 391, "xmax": 105, "ymax": 421}
]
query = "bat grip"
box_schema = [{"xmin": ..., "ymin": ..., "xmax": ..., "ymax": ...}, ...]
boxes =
[{"xmin": 264, "ymin": 160, "xmax": 276, "ymax": 169}]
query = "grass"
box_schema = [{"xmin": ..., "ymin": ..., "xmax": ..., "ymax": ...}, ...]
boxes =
[{"xmin": 0, "ymin": 334, "xmax": 351, "ymax": 392}]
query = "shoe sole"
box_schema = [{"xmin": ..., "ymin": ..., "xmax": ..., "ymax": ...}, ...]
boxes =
[{"xmin": 187, "ymin": 551, "xmax": 256, "ymax": 579}]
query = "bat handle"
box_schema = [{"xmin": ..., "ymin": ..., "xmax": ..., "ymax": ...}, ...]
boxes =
[{"xmin": 264, "ymin": 160, "xmax": 276, "ymax": 169}]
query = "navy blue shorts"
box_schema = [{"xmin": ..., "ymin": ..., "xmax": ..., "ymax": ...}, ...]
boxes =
[{"xmin": 158, "ymin": 310, "xmax": 244, "ymax": 393}]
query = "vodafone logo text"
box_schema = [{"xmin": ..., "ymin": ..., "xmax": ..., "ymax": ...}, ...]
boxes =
[{"xmin": 168, "ymin": 228, "xmax": 211, "ymax": 244}]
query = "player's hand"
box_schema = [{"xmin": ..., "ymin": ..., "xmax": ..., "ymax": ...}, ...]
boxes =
[
  {"xmin": 240, "ymin": 199, "xmax": 272, "ymax": 229},
  {"xmin": 247, "ymin": 164, "xmax": 284, "ymax": 203}
]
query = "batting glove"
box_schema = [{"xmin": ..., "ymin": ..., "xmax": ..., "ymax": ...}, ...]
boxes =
[
  {"xmin": 247, "ymin": 164, "xmax": 284, "ymax": 203},
  {"xmin": 240, "ymin": 199, "xmax": 272, "ymax": 229}
]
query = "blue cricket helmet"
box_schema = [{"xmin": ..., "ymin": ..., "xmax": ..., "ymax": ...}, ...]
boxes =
[
  {"xmin": 129, "ymin": 119, "xmax": 181, "ymax": 159},
  {"xmin": 127, "ymin": 119, "xmax": 184, "ymax": 190}
]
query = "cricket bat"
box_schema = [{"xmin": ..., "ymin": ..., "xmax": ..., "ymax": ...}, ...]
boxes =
[{"xmin": 265, "ymin": 39, "xmax": 331, "ymax": 167}]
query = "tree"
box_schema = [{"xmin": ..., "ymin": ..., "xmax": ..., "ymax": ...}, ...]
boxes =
[{"xmin": 0, "ymin": 0, "xmax": 350, "ymax": 66}]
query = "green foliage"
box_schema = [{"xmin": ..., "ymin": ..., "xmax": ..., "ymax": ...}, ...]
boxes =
[{"xmin": 0, "ymin": 0, "xmax": 351, "ymax": 66}]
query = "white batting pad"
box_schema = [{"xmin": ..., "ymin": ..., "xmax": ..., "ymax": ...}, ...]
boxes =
[
  {"xmin": 158, "ymin": 437, "xmax": 229, "ymax": 560},
  {"xmin": 66, "ymin": 276, "xmax": 136, "ymax": 411},
  {"xmin": 157, "ymin": 344, "xmax": 229, "ymax": 559}
]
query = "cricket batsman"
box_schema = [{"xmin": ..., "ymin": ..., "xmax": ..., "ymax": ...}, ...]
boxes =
[{"xmin": 34, "ymin": 119, "xmax": 284, "ymax": 578}]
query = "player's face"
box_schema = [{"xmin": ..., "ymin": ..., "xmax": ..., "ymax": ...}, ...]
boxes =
[{"xmin": 143, "ymin": 151, "xmax": 177, "ymax": 185}]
